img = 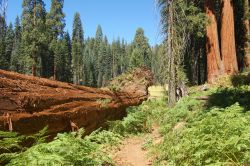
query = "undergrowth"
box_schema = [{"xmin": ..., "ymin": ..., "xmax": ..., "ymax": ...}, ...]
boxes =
[
  {"xmin": 3, "ymin": 101, "xmax": 152, "ymax": 165},
  {"xmin": 0, "ymin": 127, "xmax": 48, "ymax": 165},
  {"xmin": 3, "ymin": 84, "xmax": 250, "ymax": 165},
  {"xmin": 151, "ymin": 86, "xmax": 250, "ymax": 166}
]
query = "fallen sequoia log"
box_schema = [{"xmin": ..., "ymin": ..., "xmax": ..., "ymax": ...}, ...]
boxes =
[{"xmin": 0, "ymin": 68, "xmax": 153, "ymax": 136}]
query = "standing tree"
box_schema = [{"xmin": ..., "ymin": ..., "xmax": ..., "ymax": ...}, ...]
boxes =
[
  {"xmin": 4, "ymin": 23, "xmax": 14, "ymax": 69},
  {"xmin": 72, "ymin": 12, "xmax": 84, "ymax": 84},
  {"xmin": 63, "ymin": 31, "xmax": 72, "ymax": 82},
  {"xmin": 10, "ymin": 16, "xmax": 22, "ymax": 72},
  {"xmin": 21, "ymin": 0, "xmax": 47, "ymax": 76},
  {"xmin": 129, "ymin": 28, "xmax": 151, "ymax": 69},
  {"xmin": 158, "ymin": 0, "xmax": 206, "ymax": 106},
  {"xmin": 221, "ymin": 0, "xmax": 238, "ymax": 74},
  {"xmin": 46, "ymin": 0, "xmax": 65, "ymax": 80},
  {"xmin": 0, "ymin": 0, "xmax": 7, "ymax": 69},
  {"xmin": 205, "ymin": 0, "xmax": 224, "ymax": 83}
]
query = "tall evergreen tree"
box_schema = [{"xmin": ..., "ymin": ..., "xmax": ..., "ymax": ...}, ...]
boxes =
[
  {"xmin": 72, "ymin": 12, "xmax": 84, "ymax": 84},
  {"xmin": 92, "ymin": 25, "xmax": 103, "ymax": 87},
  {"xmin": 0, "ymin": 0, "xmax": 6, "ymax": 70},
  {"xmin": 21, "ymin": 0, "xmax": 47, "ymax": 76},
  {"xmin": 4, "ymin": 23, "xmax": 14, "ymax": 69},
  {"xmin": 63, "ymin": 31, "xmax": 72, "ymax": 82},
  {"xmin": 10, "ymin": 16, "xmax": 22, "ymax": 72},
  {"xmin": 46, "ymin": 0, "xmax": 65, "ymax": 79},
  {"xmin": 129, "ymin": 28, "xmax": 151, "ymax": 69}
]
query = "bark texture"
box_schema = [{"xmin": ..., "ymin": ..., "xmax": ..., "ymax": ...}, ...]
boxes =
[
  {"xmin": 221, "ymin": 0, "xmax": 238, "ymax": 74},
  {"xmin": 0, "ymin": 68, "xmax": 153, "ymax": 136},
  {"xmin": 205, "ymin": 0, "xmax": 224, "ymax": 83}
]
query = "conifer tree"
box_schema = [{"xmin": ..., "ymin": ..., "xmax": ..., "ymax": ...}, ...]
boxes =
[
  {"xmin": 4, "ymin": 23, "xmax": 14, "ymax": 69},
  {"xmin": 10, "ymin": 16, "xmax": 22, "ymax": 72},
  {"xmin": 21, "ymin": 0, "xmax": 47, "ymax": 76},
  {"xmin": 129, "ymin": 28, "xmax": 151, "ymax": 69},
  {"xmin": 46, "ymin": 0, "xmax": 65, "ymax": 79},
  {"xmin": 0, "ymin": 2, "xmax": 6, "ymax": 70},
  {"xmin": 72, "ymin": 12, "xmax": 84, "ymax": 84},
  {"xmin": 63, "ymin": 31, "xmax": 72, "ymax": 82}
]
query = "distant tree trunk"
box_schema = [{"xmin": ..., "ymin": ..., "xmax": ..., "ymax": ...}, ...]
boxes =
[
  {"xmin": 32, "ymin": 56, "xmax": 37, "ymax": 76},
  {"xmin": 54, "ymin": 65, "xmax": 57, "ymax": 80},
  {"xmin": 168, "ymin": 1, "xmax": 176, "ymax": 107},
  {"xmin": 205, "ymin": 0, "xmax": 224, "ymax": 83},
  {"xmin": 221, "ymin": 0, "xmax": 238, "ymax": 74},
  {"xmin": 32, "ymin": 0, "xmax": 37, "ymax": 77},
  {"xmin": 244, "ymin": 0, "xmax": 250, "ymax": 67}
]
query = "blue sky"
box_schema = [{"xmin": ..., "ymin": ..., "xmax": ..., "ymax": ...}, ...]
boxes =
[{"xmin": 6, "ymin": 0, "xmax": 162, "ymax": 45}]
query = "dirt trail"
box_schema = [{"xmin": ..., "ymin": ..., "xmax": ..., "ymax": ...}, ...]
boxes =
[{"xmin": 113, "ymin": 126, "xmax": 162, "ymax": 166}]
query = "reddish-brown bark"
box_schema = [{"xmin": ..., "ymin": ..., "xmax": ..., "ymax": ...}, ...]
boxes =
[
  {"xmin": 205, "ymin": 0, "xmax": 224, "ymax": 83},
  {"xmin": 0, "ymin": 68, "xmax": 153, "ymax": 136},
  {"xmin": 221, "ymin": 0, "xmax": 238, "ymax": 74}
]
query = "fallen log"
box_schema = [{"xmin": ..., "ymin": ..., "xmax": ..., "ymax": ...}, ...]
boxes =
[{"xmin": 0, "ymin": 68, "xmax": 153, "ymax": 135}]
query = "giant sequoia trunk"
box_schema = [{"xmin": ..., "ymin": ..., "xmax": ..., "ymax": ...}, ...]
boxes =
[
  {"xmin": 205, "ymin": 0, "xmax": 224, "ymax": 83},
  {"xmin": 221, "ymin": 0, "xmax": 238, "ymax": 74},
  {"xmin": 0, "ymin": 68, "xmax": 153, "ymax": 136}
]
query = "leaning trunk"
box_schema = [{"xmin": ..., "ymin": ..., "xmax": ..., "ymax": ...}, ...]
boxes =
[
  {"xmin": 205, "ymin": 0, "xmax": 224, "ymax": 83},
  {"xmin": 221, "ymin": 0, "xmax": 238, "ymax": 74}
]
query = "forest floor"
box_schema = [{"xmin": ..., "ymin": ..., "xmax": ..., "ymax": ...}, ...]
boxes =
[{"xmin": 113, "ymin": 125, "xmax": 162, "ymax": 166}]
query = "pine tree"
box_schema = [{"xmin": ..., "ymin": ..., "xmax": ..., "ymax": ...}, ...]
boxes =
[
  {"xmin": 63, "ymin": 31, "xmax": 72, "ymax": 82},
  {"xmin": 72, "ymin": 12, "xmax": 84, "ymax": 84},
  {"xmin": 4, "ymin": 23, "xmax": 14, "ymax": 69},
  {"xmin": 10, "ymin": 16, "xmax": 22, "ymax": 72},
  {"xmin": 94, "ymin": 25, "xmax": 103, "ymax": 87},
  {"xmin": 129, "ymin": 28, "xmax": 151, "ymax": 69},
  {"xmin": 0, "ymin": 3, "xmax": 6, "ymax": 70},
  {"xmin": 21, "ymin": 0, "xmax": 47, "ymax": 76},
  {"xmin": 46, "ymin": 0, "xmax": 65, "ymax": 80}
]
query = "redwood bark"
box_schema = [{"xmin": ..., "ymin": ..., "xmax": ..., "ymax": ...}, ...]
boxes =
[
  {"xmin": 0, "ymin": 68, "xmax": 153, "ymax": 135},
  {"xmin": 221, "ymin": 0, "xmax": 238, "ymax": 74},
  {"xmin": 205, "ymin": 0, "xmax": 224, "ymax": 83}
]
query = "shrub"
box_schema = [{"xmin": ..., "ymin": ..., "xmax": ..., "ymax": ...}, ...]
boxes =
[
  {"xmin": 7, "ymin": 129, "xmax": 114, "ymax": 166},
  {"xmin": 153, "ymin": 87, "xmax": 250, "ymax": 166}
]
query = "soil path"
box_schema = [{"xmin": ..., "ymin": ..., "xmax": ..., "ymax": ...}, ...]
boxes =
[{"xmin": 113, "ymin": 126, "xmax": 162, "ymax": 166}]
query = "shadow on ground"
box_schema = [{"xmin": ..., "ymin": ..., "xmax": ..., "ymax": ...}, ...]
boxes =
[
  {"xmin": 206, "ymin": 87, "xmax": 250, "ymax": 112},
  {"xmin": 231, "ymin": 73, "xmax": 250, "ymax": 86}
]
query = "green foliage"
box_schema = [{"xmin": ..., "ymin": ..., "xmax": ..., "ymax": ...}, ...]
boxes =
[
  {"xmin": 129, "ymin": 28, "xmax": 152, "ymax": 69},
  {"xmin": 231, "ymin": 73, "xmax": 250, "ymax": 86},
  {"xmin": 0, "ymin": 127, "xmax": 48, "ymax": 165},
  {"xmin": 96, "ymin": 98, "xmax": 112, "ymax": 108},
  {"xmin": 109, "ymin": 103, "xmax": 153, "ymax": 136},
  {"xmin": 7, "ymin": 129, "xmax": 116, "ymax": 166},
  {"xmin": 151, "ymin": 86, "xmax": 250, "ymax": 166},
  {"xmin": 207, "ymin": 86, "xmax": 250, "ymax": 111},
  {"xmin": 21, "ymin": 0, "xmax": 47, "ymax": 76},
  {"xmin": 87, "ymin": 129, "xmax": 122, "ymax": 146},
  {"xmin": 72, "ymin": 12, "xmax": 84, "ymax": 85}
]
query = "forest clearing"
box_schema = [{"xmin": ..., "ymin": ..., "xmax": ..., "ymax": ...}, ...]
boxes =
[{"xmin": 0, "ymin": 0, "xmax": 250, "ymax": 165}]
